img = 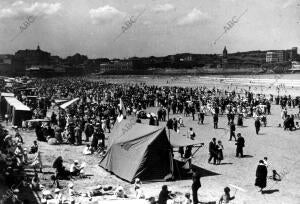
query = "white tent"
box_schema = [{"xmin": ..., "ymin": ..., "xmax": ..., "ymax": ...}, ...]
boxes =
[
  {"xmin": 5, "ymin": 97, "xmax": 31, "ymax": 111},
  {"xmin": 60, "ymin": 98, "xmax": 79, "ymax": 109},
  {"xmin": 2, "ymin": 96, "xmax": 32, "ymax": 126}
]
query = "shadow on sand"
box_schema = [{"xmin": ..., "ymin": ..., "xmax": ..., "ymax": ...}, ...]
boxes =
[
  {"xmin": 243, "ymin": 155, "xmax": 253, "ymax": 158},
  {"xmin": 174, "ymin": 160, "xmax": 220, "ymax": 180},
  {"xmin": 262, "ymin": 189, "xmax": 279, "ymax": 194}
]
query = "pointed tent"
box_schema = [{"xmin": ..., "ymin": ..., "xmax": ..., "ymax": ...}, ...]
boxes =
[{"xmin": 99, "ymin": 119, "xmax": 173, "ymax": 182}]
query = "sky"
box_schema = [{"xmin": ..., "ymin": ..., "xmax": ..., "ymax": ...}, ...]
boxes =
[{"xmin": 0, "ymin": 0, "xmax": 299, "ymax": 58}]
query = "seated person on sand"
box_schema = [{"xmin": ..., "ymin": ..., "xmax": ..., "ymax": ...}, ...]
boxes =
[
  {"xmin": 41, "ymin": 190, "xmax": 54, "ymax": 201},
  {"xmin": 133, "ymin": 178, "xmax": 145, "ymax": 198},
  {"xmin": 29, "ymin": 141, "xmax": 39, "ymax": 154},
  {"xmin": 70, "ymin": 160, "xmax": 85, "ymax": 177},
  {"xmin": 52, "ymin": 156, "xmax": 70, "ymax": 179},
  {"xmin": 295, "ymin": 122, "xmax": 300, "ymax": 129},
  {"xmin": 14, "ymin": 131, "xmax": 24, "ymax": 144},
  {"xmin": 158, "ymin": 185, "xmax": 175, "ymax": 204},
  {"xmin": 81, "ymin": 185, "xmax": 114, "ymax": 200},
  {"xmin": 134, "ymin": 178, "xmax": 142, "ymax": 190},
  {"xmin": 135, "ymin": 185, "xmax": 145, "ymax": 199},
  {"xmin": 115, "ymin": 186, "xmax": 128, "ymax": 198},
  {"xmin": 183, "ymin": 193, "xmax": 192, "ymax": 204},
  {"xmin": 68, "ymin": 182, "xmax": 81, "ymax": 197},
  {"xmin": 269, "ymin": 170, "xmax": 281, "ymax": 181},
  {"xmin": 83, "ymin": 144, "xmax": 93, "ymax": 155},
  {"xmin": 29, "ymin": 151, "xmax": 43, "ymax": 173},
  {"xmin": 54, "ymin": 188, "xmax": 63, "ymax": 203},
  {"xmin": 219, "ymin": 187, "xmax": 235, "ymax": 204},
  {"xmin": 31, "ymin": 172, "xmax": 44, "ymax": 191}
]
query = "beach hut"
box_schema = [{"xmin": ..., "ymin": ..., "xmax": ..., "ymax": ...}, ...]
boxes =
[
  {"xmin": 2, "ymin": 96, "xmax": 32, "ymax": 126},
  {"xmin": 0, "ymin": 92, "xmax": 15, "ymax": 118}
]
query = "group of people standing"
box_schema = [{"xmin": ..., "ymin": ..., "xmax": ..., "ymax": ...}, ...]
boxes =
[{"xmin": 208, "ymin": 138, "xmax": 224, "ymax": 165}]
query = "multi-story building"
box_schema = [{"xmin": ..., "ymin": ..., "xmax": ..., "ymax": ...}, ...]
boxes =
[
  {"xmin": 100, "ymin": 60, "xmax": 134, "ymax": 73},
  {"xmin": 290, "ymin": 47, "xmax": 298, "ymax": 60},
  {"xmin": 266, "ymin": 52, "xmax": 278, "ymax": 63},
  {"xmin": 266, "ymin": 47, "xmax": 298, "ymax": 63},
  {"xmin": 15, "ymin": 45, "xmax": 51, "ymax": 67},
  {"xmin": 277, "ymin": 50, "xmax": 285, "ymax": 62}
]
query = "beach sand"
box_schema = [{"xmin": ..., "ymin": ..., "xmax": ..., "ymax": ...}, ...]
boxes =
[{"xmin": 2, "ymin": 75, "xmax": 300, "ymax": 204}]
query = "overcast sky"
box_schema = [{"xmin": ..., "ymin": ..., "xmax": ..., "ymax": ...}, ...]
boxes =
[{"xmin": 0, "ymin": 0, "xmax": 299, "ymax": 58}]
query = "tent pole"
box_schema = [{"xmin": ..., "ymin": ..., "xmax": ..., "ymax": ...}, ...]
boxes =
[
  {"xmin": 167, "ymin": 95, "xmax": 174, "ymax": 178},
  {"xmin": 169, "ymin": 150, "xmax": 174, "ymax": 179}
]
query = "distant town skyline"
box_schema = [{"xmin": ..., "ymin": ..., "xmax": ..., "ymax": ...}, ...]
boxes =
[{"xmin": 0, "ymin": 0, "xmax": 299, "ymax": 58}]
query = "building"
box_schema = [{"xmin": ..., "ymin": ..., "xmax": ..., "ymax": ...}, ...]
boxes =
[
  {"xmin": 0, "ymin": 55, "xmax": 12, "ymax": 75},
  {"xmin": 222, "ymin": 46, "xmax": 228, "ymax": 67},
  {"xmin": 290, "ymin": 61, "xmax": 300, "ymax": 72},
  {"xmin": 290, "ymin": 47, "xmax": 298, "ymax": 60},
  {"xmin": 0, "ymin": 54, "xmax": 25, "ymax": 76},
  {"xmin": 100, "ymin": 60, "xmax": 134, "ymax": 73},
  {"xmin": 15, "ymin": 45, "xmax": 51, "ymax": 67},
  {"xmin": 266, "ymin": 52, "xmax": 278, "ymax": 63},
  {"xmin": 180, "ymin": 55, "xmax": 193, "ymax": 62},
  {"xmin": 266, "ymin": 47, "xmax": 298, "ymax": 63},
  {"xmin": 277, "ymin": 50, "xmax": 285, "ymax": 62}
]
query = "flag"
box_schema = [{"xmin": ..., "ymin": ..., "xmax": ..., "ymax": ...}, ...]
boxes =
[{"xmin": 119, "ymin": 98, "xmax": 126, "ymax": 118}]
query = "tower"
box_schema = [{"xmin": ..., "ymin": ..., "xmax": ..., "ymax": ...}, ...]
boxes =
[
  {"xmin": 222, "ymin": 46, "xmax": 228, "ymax": 68},
  {"xmin": 223, "ymin": 46, "xmax": 228, "ymax": 58}
]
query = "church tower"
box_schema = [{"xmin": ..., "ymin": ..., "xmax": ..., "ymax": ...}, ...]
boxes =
[
  {"xmin": 222, "ymin": 46, "xmax": 228, "ymax": 68},
  {"xmin": 223, "ymin": 46, "xmax": 228, "ymax": 58}
]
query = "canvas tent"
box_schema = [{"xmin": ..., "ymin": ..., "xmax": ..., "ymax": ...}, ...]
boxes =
[
  {"xmin": 100, "ymin": 119, "xmax": 173, "ymax": 182},
  {"xmin": 1, "ymin": 96, "xmax": 32, "ymax": 126},
  {"xmin": 60, "ymin": 98, "xmax": 79, "ymax": 109},
  {"xmin": 0, "ymin": 93, "xmax": 14, "ymax": 119}
]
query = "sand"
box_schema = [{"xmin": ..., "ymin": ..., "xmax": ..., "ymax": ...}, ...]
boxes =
[{"xmin": 1, "ymin": 75, "xmax": 300, "ymax": 204}]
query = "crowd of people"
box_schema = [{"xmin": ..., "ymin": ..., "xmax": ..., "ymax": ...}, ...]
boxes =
[
  {"xmin": 0, "ymin": 124, "xmax": 43, "ymax": 204},
  {"xmin": 1, "ymin": 77, "xmax": 300, "ymax": 203}
]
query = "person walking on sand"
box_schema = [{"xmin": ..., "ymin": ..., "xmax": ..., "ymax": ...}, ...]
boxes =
[
  {"xmin": 198, "ymin": 107, "xmax": 205, "ymax": 125},
  {"xmin": 208, "ymin": 138, "xmax": 217, "ymax": 164},
  {"xmin": 255, "ymin": 160, "xmax": 268, "ymax": 193},
  {"xmin": 235, "ymin": 133, "xmax": 245, "ymax": 158},
  {"xmin": 191, "ymin": 170, "xmax": 201, "ymax": 204},
  {"xmin": 229, "ymin": 121, "xmax": 236, "ymax": 141},
  {"xmin": 216, "ymin": 140, "xmax": 224, "ymax": 165},
  {"xmin": 213, "ymin": 113, "xmax": 219, "ymax": 129},
  {"xmin": 255, "ymin": 118, "xmax": 261, "ymax": 135}
]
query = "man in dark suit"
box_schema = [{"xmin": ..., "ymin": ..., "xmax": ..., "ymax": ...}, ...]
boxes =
[
  {"xmin": 208, "ymin": 138, "xmax": 217, "ymax": 164},
  {"xmin": 255, "ymin": 118, "xmax": 261, "ymax": 135},
  {"xmin": 235, "ymin": 133, "xmax": 245, "ymax": 157},
  {"xmin": 191, "ymin": 170, "xmax": 201, "ymax": 204},
  {"xmin": 213, "ymin": 114, "xmax": 218, "ymax": 129},
  {"xmin": 229, "ymin": 121, "xmax": 236, "ymax": 141}
]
